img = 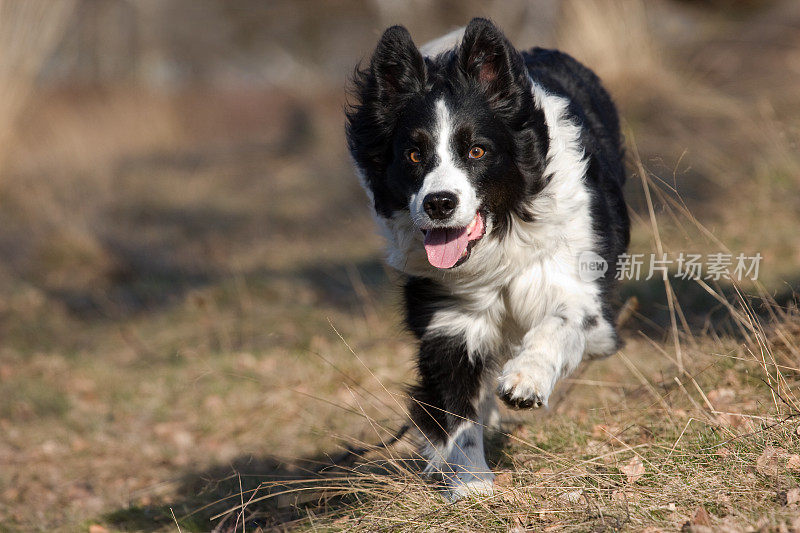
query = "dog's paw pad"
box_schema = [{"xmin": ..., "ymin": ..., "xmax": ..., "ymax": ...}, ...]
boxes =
[
  {"xmin": 496, "ymin": 362, "xmax": 553, "ymax": 410},
  {"xmin": 498, "ymin": 388, "xmax": 544, "ymax": 410}
]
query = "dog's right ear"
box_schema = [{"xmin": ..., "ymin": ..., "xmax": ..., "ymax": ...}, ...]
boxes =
[
  {"xmin": 369, "ymin": 25, "xmax": 425, "ymax": 106},
  {"xmin": 346, "ymin": 26, "xmax": 425, "ymax": 218}
]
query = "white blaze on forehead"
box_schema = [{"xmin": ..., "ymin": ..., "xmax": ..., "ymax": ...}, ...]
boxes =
[
  {"xmin": 434, "ymin": 100, "xmax": 454, "ymax": 168},
  {"xmin": 409, "ymin": 99, "xmax": 480, "ymax": 228}
]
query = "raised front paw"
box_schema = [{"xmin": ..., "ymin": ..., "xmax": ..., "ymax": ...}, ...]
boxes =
[
  {"xmin": 498, "ymin": 388, "xmax": 544, "ymax": 410},
  {"xmin": 496, "ymin": 358, "xmax": 553, "ymax": 410}
]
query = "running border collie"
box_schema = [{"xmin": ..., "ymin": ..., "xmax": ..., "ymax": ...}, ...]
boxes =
[{"xmin": 346, "ymin": 18, "xmax": 629, "ymax": 500}]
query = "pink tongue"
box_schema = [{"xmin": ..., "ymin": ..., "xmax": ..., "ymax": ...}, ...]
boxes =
[{"xmin": 424, "ymin": 226, "xmax": 471, "ymax": 269}]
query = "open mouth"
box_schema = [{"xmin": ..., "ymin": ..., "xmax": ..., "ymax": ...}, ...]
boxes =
[{"xmin": 421, "ymin": 211, "xmax": 486, "ymax": 269}]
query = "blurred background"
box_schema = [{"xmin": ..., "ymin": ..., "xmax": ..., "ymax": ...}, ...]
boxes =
[{"xmin": 1, "ymin": 0, "xmax": 799, "ymax": 530}]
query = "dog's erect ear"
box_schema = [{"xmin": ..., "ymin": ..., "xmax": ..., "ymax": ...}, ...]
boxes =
[
  {"xmin": 370, "ymin": 25, "xmax": 425, "ymax": 106},
  {"xmin": 459, "ymin": 18, "xmax": 527, "ymax": 106}
]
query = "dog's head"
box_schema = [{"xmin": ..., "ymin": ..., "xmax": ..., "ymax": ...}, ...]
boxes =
[{"xmin": 346, "ymin": 18, "xmax": 548, "ymax": 272}]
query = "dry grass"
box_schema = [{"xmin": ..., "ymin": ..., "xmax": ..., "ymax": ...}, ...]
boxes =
[
  {"xmin": 1, "ymin": 1, "xmax": 799, "ymax": 532},
  {"xmin": 233, "ymin": 335, "xmax": 800, "ymax": 532},
  {"xmin": 165, "ymin": 155, "xmax": 800, "ymax": 533}
]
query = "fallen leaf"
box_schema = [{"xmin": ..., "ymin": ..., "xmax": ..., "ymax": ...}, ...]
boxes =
[
  {"xmin": 757, "ymin": 446, "xmax": 789, "ymax": 476},
  {"xmin": 621, "ymin": 456, "xmax": 645, "ymax": 483},
  {"xmin": 560, "ymin": 489, "xmax": 583, "ymax": 503},
  {"xmin": 693, "ymin": 506, "xmax": 712, "ymax": 526},
  {"xmin": 89, "ymin": 526, "xmax": 109, "ymax": 533},
  {"xmin": 706, "ymin": 388, "xmax": 735, "ymax": 408},
  {"xmin": 494, "ymin": 472, "xmax": 513, "ymax": 487},
  {"xmin": 786, "ymin": 487, "xmax": 800, "ymax": 506},
  {"xmin": 787, "ymin": 454, "xmax": 800, "ymax": 471},
  {"xmin": 716, "ymin": 412, "xmax": 752, "ymax": 430}
]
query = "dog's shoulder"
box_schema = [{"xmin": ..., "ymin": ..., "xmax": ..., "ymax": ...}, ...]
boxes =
[
  {"xmin": 523, "ymin": 47, "xmax": 624, "ymax": 181},
  {"xmin": 521, "ymin": 47, "xmax": 630, "ymax": 296}
]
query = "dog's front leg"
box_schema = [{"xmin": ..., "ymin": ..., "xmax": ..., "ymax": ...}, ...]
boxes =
[
  {"xmin": 408, "ymin": 334, "xmax": 494, "ymax": 500},
  {"xmin": 497, "ymin": 313, "xmax": 586, "ymax": 409}
]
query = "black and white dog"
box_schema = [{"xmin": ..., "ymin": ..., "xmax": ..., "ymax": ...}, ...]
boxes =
[{"xmin": 346, "ymin": 19, "xmax": 629, "ymax": 499}]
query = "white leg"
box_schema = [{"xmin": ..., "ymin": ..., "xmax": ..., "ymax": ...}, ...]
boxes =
[
  {"xmin": 424, "ymin": 420, "xmax": 494, "ymax": 501},
  {"xmin": 497, "ymin": 314, "xmax": 586, "ymax": 409}
]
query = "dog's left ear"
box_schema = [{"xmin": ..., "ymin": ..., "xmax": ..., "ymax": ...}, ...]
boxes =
[{"xmin": 459, "ymin": 18, "xmax": 528, "ymax": 109}]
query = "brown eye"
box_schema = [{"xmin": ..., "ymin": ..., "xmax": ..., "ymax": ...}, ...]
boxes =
[
  {"xmin": 408, "ymin": 150, "xmax": 421, "ymax": 163},
  {"xmin": 468, "ymin": 146, "xmax": 485, "ymax": 159}
]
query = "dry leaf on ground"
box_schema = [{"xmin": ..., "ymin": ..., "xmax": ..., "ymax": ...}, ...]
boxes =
[
  {"xmin": 560, "ymin": 489, "xmax": 583, "ymax": 503},
  {"xmin": 621, "ymin": 456, "xmax": 645, "ymax": 483},
  {"xmin": 757, "ymin": 446, "xmax": 790, "ymax": 476},
  {"xmin": 494, "ymin": 472, "xmax": 513, "ymax": 487},
  {"xmin": 692, "ymin": 506, "xmax": 712, "ymax": 526}
]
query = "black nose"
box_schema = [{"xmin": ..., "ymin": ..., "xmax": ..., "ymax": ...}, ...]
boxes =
[{"xmin": 423, "ymin": 192, "xmax": 458, "ymax": 220}]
